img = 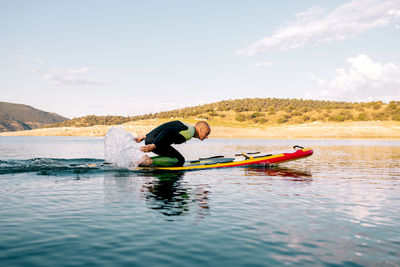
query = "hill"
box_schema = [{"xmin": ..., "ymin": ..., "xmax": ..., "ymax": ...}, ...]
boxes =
[
  {"xmin": 0, "ymin": 101, "xmax": 68, "ymax": 132},
  {"xmin": 48, "ymin": 98, "xmax": 400, "ymax": 128}
]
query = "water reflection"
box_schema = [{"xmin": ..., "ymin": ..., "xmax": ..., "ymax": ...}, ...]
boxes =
[
  {"xmin": 142, "ymin": 172, "xmax": 210, "ymax": 218},
  {"xmin": 244, "ymin": 166, "xmax": 313, "ymax": 182},
  {"xmin": 142, "ymin": 172, "xmax": 188, "ymax": 216},
  {"xmin": 103, "ymin": 171, "xmax": 210, "ymax": 218},
  {"xmin": 102, "ymin": 166, "xmax": 314, "ymax": 217}
]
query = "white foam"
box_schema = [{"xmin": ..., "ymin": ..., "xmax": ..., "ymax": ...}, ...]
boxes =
[{"xmin": 104, "ymin": 126, "xmax": 145, "ymax": 168}]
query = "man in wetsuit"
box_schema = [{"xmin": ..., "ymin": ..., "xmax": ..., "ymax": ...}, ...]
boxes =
[{"xmin": 135, "ymin": 120, "xmax": 211, "ymax": 167}]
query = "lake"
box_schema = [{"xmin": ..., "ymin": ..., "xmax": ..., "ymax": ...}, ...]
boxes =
[{"xmin": 0, "ymin": 137, "xmax": 399, "ymax": 266}]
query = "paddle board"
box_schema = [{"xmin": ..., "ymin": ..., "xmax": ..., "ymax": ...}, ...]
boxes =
[{"xmin": 130, "ymin": 146, "xmax": 313, "ymax": 171}]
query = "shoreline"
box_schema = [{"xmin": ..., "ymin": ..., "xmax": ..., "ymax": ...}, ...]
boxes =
[{"xmin": 1, "ymin": 121, "xmax": 399, "ymax": 139}]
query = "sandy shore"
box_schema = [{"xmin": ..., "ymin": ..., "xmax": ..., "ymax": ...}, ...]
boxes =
[{"xmin": 1, "ymin": 121, "xmax": 400, "ymax": 139}]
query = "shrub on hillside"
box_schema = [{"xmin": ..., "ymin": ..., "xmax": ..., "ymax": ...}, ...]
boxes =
[
  {"xmin": 267, "ymin": 107, "xmax": 275, "ymax": 115},
  {"xmin": 302, "ymin": 115, "xmax": 310, "ymax": 122},
  {"xmin": 235, "ymin": 114, "xmax": 246, "ymax": 122},
  {"xmin": 392, "ymin": 114, "xmax": 400, "ymax": 121},
  {"xmin": 328, "ymin": 114, "xmax": 346, "ymax": 122},
  {"xmin": 356, "ymin": 112, "xmax": 368, "ymax": 121},
  {"xmin": 277, "ymin": 117, "xmax": 288, "ymax": 124}
]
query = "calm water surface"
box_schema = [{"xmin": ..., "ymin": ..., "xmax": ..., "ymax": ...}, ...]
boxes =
[{"xmin": 0, "ymin": 137, "xmax": 399, "ymax": 266}]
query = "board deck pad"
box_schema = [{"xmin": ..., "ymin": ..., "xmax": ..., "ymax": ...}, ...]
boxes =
[{"xmin": 131, "ymin": 147, "xmax": 313, "ymax": 171}]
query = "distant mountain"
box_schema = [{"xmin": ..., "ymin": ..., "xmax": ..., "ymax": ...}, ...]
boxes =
[{"xmin": 0, "ymin": 101, "xmax": 68, "ymax": 132}]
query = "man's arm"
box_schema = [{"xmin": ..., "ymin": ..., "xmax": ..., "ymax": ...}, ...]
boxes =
[
  {"xmin": 141, "ymin": 144, "xmax": 156, "ymax": 152},
  {"xmin": 135, "ymin": 135, "xmax": 146, "ymax": 143},
  {"xmin": 138, "ymin": 129, "xmax": 175, "ymax": 153},
  {"xmin": 135, "ymin": 134, "xmax": 156, "ymax": 152}
]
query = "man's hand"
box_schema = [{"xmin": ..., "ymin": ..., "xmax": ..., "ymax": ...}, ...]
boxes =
[
  {"xmin": 135, "ymin": 135, "xmax": 146, "ymax": 143},
  {"xmin": 140, "ymin": 144, "xmax": 156, "ymax": 153}
]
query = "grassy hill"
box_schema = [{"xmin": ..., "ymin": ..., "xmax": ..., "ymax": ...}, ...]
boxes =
[
  {"xmin": 0, "ymin": 101, "xmax": 68, "ymax": 132},
  {"xmin": 48, "ymin": 98, "xmax": 400, "ymax": 128}
]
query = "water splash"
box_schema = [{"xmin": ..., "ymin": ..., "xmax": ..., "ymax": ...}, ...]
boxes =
[{"xmin": 104, "ymin": 126, "xmax": 145, "ymax": 168}]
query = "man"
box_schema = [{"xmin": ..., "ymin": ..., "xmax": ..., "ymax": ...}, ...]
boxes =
[{"xmin": 135, "ymin": 120, "xmax": 211, "ymax": 167}]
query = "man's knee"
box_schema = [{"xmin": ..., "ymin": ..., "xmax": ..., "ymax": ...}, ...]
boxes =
[
  {"xmin": 151, "ymin": 146, "xmax": 185, "ymax": 166},
  {"xmin": 176, "ymin": 155, "xmax": 185, "ymax": 166}
]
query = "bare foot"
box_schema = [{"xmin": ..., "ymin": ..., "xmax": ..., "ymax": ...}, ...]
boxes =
[{"xmin": 139, "ymin": 155, "xmax": 153, "ymax": 166}]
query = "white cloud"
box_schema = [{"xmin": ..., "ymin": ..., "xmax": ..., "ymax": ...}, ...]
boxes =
[
  {"xmin": 18, "ymin": 55, "xmax": 106, "ymax": 86},
  {"xmin": 37, "ymin": 66, "xmax": 106, "ymax": 86},
  {"xmin": 308, "ymin": 54, "xmax": 400, "ymax": 101},
  {"xmin": 238, "ymin": 0, "xmax": 400, "ymax": 55},
  {"xmin": 34, "ymin": 58, "xmax": 44, "ymax": 65},
  {"xmin": 255, "ymin": 62, "xmax": 272, "ymax": 67},
  {"xmin": 307, "ymin": 73, "xmax": 327, "ymax": 87}
]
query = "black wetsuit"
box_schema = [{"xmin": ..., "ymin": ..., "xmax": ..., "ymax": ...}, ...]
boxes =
[{"xmin": 145, "ymin": 121, "xmax": 191, "ymax": 166}]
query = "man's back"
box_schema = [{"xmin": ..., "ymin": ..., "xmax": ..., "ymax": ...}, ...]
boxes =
[{"xmin": 135, "ymin": 120, "xmax": 210, "ymax": 167}]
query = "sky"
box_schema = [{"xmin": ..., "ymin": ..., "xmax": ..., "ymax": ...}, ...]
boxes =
[{"xmin": 1, "ymin": 0, "xmax": 400, "ymax": 118}]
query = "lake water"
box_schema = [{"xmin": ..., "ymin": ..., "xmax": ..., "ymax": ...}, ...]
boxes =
[{"xmin": 0, "ymin": 137, "xmax": 399, "ymax": 266}]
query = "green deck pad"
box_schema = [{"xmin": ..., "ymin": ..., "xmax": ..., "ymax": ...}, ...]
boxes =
[{"xmin": 151, "ymin": 156, "xmax": 179, "ymax": 167}]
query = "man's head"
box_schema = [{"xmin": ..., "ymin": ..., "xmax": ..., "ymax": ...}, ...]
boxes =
[{"xmin": 194, "ymin": 121, "xmax": 211, "ymax": 141}]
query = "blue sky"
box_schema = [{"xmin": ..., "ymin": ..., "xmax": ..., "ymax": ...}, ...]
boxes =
[{"xmin": 1, "ymin": 0, "xmax": 400, "ymax": 118}]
